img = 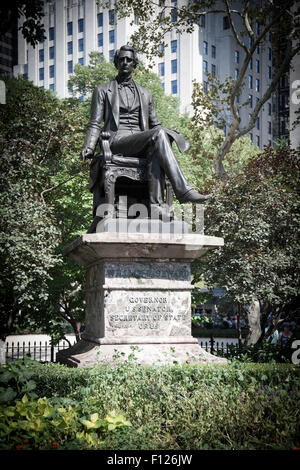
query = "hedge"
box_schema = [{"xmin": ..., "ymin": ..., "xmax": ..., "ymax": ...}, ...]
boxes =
[{"xmin": 1, "ymin": 359, "xmax": 299, "ymax": 450}]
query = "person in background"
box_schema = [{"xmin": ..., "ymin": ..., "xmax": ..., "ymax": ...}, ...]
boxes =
[
  {"xmin": 277, "ymin": 322, "xmax": 293, "ymax": 348},
  {"xmin": 265, "ymin": 318, "xmax": 279, "ymax": 345}
]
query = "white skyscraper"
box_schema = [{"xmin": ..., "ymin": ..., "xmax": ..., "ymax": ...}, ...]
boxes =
[{"xmin": 14, "ymin": 0, "xmax": 275, "ymax": 148}]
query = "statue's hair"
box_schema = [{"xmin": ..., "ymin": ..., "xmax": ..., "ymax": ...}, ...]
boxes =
[{"xmin": 114, "ymin": 45, "xmax": 138, "ymax": 69}]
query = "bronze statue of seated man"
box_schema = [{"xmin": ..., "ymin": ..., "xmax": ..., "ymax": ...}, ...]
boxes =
[{"xmin": 80, "ymin": 45, "xmax": 209, "ymax": 220}]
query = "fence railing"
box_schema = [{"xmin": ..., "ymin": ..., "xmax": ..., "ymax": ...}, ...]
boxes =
[
  {"xmin": 5, "ymin": 340, "xmax": 76, "ymax": 363},
  {"xmin": 4, "ymin": 337, "xmax": 237, "ymax": 363},
  {"xmin": 199, "ymin": 337, "xmax": 238, "ymax": 356}
]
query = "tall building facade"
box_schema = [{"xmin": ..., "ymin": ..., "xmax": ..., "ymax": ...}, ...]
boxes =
[{"xmin": 14, "ymin": 0, "xmax": 276, "ymax": 148}]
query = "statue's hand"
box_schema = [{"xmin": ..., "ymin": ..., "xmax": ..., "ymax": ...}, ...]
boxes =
[{"xmin": 80, "ymin": 147, "xmax": 94, "ymax": 161}]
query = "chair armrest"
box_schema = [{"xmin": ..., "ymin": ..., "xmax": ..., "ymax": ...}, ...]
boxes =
[{"xmin": 100, "ymin": 131, "xmax": 112, "ymax": 162}]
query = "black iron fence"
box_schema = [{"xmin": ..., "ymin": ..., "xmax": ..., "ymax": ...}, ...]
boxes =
[
  {"xmin": 5, "ymin": 340, "xmax": 76, "ymax": 363},
  {"xmin": 4, "ymin": 337, "xmax": 238, "ymax": 363},
  {"xmin": 198, "ymin": 337, "xmax": 238, "ymax": 356}
]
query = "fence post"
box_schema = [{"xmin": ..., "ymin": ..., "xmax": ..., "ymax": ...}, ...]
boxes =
[
  {"xmin": 210, "ymin": 334, "xmax": 214, "ymax": 354},
  {"xmin": 51, "ymin": 345, "xmax": 54, "ymax": 363}
]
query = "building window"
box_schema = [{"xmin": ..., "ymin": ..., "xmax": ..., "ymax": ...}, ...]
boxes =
[
  {"xmin": 267, "ymin": 47, "xmax": 272, "ymax": 61},
  {"xmin": 248, "ymin": 57, "xmax": 252, "ymax": 70},
  {"xmin": 256, "ymin": 135, "xmax": 260, "ymax": 147},
  {"xmin": 78, "ymin": 38, "xmax": 84, "ymax": 52},
  {"xmin": 171, "ymin": 59, "xmax": 177, "ymax": 74},
  {"xmin": 109, "ymin": 10, "xmax": 115, "ymax": 25},
  {"xmin": 248, "ymin": 37, "xmax": 253, "ymax": 49},
  {"xmin": 171, "ymin": 40, "xmax": 177, "ymax": 53},
  {"xmin": 199, "ymin": 14, "xmax": 205, "ymax": 27},
  {"xmin": 49, "ymin": 65, "xmax": 55, "ymax": 78},
  {"xmin": 97, "ymin": 13, "xmax": 103, "ymax": 27},
  {"xmin": 255, "ymin": 78, "xmax": 260, "ymax": 92},
  {"xmin": 223, "ymin": 16, "xmax": 230, "ymax": 29},
  {"xmin": 203, "ymin": 41, "xmax": 208, "ymax": 55},
  {"xmin": 211, "ymin": 63, "xmax": 216, "ymax": 77},
  {"xmin": 268, "ymin": 102, "xmax": 272, "ymax": 116},
  {"xmin": 49, "ymin": 46, "xmax": 55, "ymax": 60},
  {"xmin": 67, "ymin": 22, "xmax": 72, "ymax": 36},
  {"xmin": 171, "ymin": 79, "xmax": 177, "ymax": 94},
  {"xmin": 255, "ymin": 59, "xmax": 260, "ymax": 73},
  {"xmin": 234, "ymin": 68, "xmax": 239, "ymax": 80},
  {"xmin": 39, "ymin": 68, "xmax": 44, "ymax": 81},
  {"xmin": 250, "ymin": 133, "xmax": 253, "ymax": 142},
  {"xmin": 256, "ymin": 117, "xmax": 260, "ymax": 130},
  {"xmin": 158, "ymin": 62, "xmax": 165, "ymax": 77},
  {"xmin": 39, "ymin": 49, "xmax": 44, "ymax": 62},
  {"xmin": 256, "ymin": 43, "xmax": 260, "ymax": 54},
  {"xmin": 49, "ymin": 83, "xmax": 55, "ymax": 91},
  {"xmin": 159, "ymin": 43, "xmax": 165, "ymax": 53},
  {"xmin": 109, "ymin": 30, "xmax": 115, "ymax": 44},
  {"xmin": 249, "ymin": 94, "xmax": 253, "ymax": 108},
  {"xmin": 203, "ymin": 81, "xmax": 208, "ymax": 94},
  {"xmin": 98, "ymin": 33, "xmax": 103, "ymax": 47},
  {"xmin": 67, "ymin": 41, "xmax": 73, "ymax": 55},
  {"xmin": 234, "ymin": 50, "xmax": 239, "ymax": 63},
  {"xmin": 68, "ymin": 60, "xmax": 73, "ymax": 74},
  {"xmin": 203, "ymin": 60, "xmax": 208, "ymax": 74},
  {"xmin": 248, "ymin": 75, "xmax": 253, "ymax": 89},
  {"xmin": 49, "ymin": 27, "xmax": 55, "ymax": 41},
  {"xmin": 267, "ymin": 66, "xmax": 272, "ymax": 79},
  {"xmin": 78, "ymin": 58, "xmax": 84, "ymax": 66},
  {"xmin": 268, "ymin": 121, "xmax": 272, "ymax": 134},
  {"xmin": 171, "ymin": 8, "xmax": 177, "ymax": 22},
  {"xmin": 211, "ymin": 45, "xmax": 216, "ymax": 58},
  {"xmin": 109, "ymin": 49, "xmax": 115, "ymax": 62},
  {"xmin": 78, "ymin": 18, "xmax": 84, "ymax": 33}
]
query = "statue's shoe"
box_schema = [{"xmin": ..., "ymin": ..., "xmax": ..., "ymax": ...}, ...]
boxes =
[{"xmin": 178, "ymin": 189, "xmax": 211, "ymax": 204}]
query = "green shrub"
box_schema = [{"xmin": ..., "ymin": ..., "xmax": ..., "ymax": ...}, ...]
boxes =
[
  {"xmin": 1, "ymin": 359, "xmax": 299, "ymax": 450},
  {"xmin": 0, "ymin": 393, "xmax": 131, "ymax": 450},
  {"xmin": 218, "ymin": 342, "xmax": 295, "ymax": 363}
]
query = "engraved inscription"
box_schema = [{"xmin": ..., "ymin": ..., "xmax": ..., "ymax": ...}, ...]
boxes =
[{"xmin": 107, "ymin": 294, "xmax": 189, "ymax": 331}]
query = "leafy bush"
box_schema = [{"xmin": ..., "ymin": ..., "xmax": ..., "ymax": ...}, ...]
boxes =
[
  {"xmin": 0, "ymin": 393, "xmax": 131, "ymax": 450},
  {"xmin": 218, "ymin": 342, "xmax": 295, "ymax": 363},
  {"xmin": 1, "ymin": 359, "xmax": 299, "ymax": 450}
]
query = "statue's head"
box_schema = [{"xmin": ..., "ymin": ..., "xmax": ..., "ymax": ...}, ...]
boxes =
[{"xmin": 114, "ymin": 45, "xmax": 138, "ymax": 74}]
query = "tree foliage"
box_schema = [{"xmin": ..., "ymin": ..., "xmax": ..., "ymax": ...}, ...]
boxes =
[
  {"xmin": 193, "ymin": 146, "xmax": 300, "ymax": 339},
  {"xmin": 0, "ymin": 0, "xmax": 45, "ymax": 46},
  {"xmin": 0, "ymin": 76, "xmax": 89, "ymax": 340},
  {"xmin": 102, "ymin": 0, "xmax": 300, "ymax": 176}
]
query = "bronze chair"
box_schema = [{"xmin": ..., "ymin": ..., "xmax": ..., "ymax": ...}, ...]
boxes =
[{"xmin": 90, "ymin": 131, "xmax": 174, "ymax": 223}]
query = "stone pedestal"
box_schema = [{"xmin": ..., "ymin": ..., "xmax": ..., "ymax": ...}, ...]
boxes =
[{"xmin": 57, "ymin": 232, "xmax": 226, "ymax": 367}]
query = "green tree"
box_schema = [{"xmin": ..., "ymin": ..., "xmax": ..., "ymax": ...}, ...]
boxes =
[
  {"xmin": 0, "ymin": 0, "xmax": 45, "ymax": 46},
  {"xmin": 103, "ymin": 0, "xmax": 300, "ymax": 177},
  {"xmin": 0, "ymin": 76, "xmax": 89, "ymax": 341},
  {"xmin": 192, "ymin": 146, "xmax": 300, "ymax": 344}
]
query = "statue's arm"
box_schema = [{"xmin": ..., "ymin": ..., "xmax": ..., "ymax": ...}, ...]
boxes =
[
  {"xmin": 148, "ymin": 92, "xmax": 162, "ymax": 129},
  {"xmin": 80, "ymin": 86, "xmax": 104, "ymax": 160}
]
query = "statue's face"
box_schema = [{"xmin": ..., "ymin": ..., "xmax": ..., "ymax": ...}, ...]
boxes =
[{"xmin": 117, "ymin": 50, "xmax": 135, "ymax": 76}]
